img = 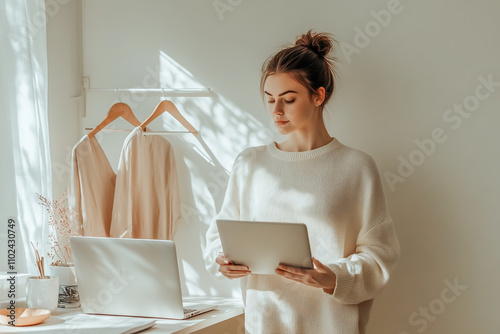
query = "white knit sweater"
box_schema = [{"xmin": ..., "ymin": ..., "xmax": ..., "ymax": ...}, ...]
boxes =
[{"xmin": 204, "ymin": 138, "xmax": 400, "ymax": 334}]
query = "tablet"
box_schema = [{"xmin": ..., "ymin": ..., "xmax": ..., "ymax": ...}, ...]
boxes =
[{"xmin": 216, "ymin": 219, "xmax": 313, "ymax": 275}]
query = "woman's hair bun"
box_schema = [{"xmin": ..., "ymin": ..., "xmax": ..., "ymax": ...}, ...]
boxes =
[
  {"xmin": 261, "ymin": 29, "xmax": 339, "ymax": 107},
  {"xmin": 294, "ymin": 29, "xmax": 334, "ymax": 58}
]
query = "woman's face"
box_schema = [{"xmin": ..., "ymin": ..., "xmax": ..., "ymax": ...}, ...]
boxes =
[{"xmin": 264, "ymin": 73, "xmax": 322, "ymax": 135}]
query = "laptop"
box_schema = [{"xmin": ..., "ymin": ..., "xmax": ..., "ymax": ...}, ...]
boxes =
[
  {"xmin": 70, "ymin": 236, "xmax": 216, "ymax": 319},
  {"xmin": 216, "ymin": 219, "xmax": 314, "ymax": 275}
]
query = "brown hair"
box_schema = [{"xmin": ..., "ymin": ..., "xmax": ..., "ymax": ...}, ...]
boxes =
[{"xmin": 260, "ymin": 29, "xmax": 339, "ymax": 109}]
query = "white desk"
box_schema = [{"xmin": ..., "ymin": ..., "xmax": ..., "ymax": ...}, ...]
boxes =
[
  {"xmin": 142, "ymin": 297, "xmax": 244, "ymax": 333},
  {"xmin": 1, "ymin": 297, "xmax": 244, "ymax": 334}
]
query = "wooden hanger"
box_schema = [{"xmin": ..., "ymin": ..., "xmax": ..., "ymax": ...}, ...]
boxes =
[
  {"xmin": 88, "ymin": 102, "xmax": 141, "ymax": 138},
  {"xmin": 140, "ymin": 100, "xmax": 198, "ymax": 136}
]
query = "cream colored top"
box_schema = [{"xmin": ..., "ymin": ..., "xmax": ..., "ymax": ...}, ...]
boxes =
[
  {"xmin": 204, "ymin": 138, "xmax": 400, "ymax": 334},
  {"xmin": 110, "ymin": 127, "xmax": 181, "ymax": 240},
  {"xmin": 68, "ymin": 135, "xmax": 116, "ymax": 237}
]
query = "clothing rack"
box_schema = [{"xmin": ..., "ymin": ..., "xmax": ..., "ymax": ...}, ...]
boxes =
[
  {"xmin": 80, "ymin": 86, "xmax": 214, "ymax": 135},
  {"xmin": 74, "ymin": 83, "xmax": 214, "ymax": 116},
  {"xmin": 86, "ymin": 88, "xmax": 213, "ymax": 97},
  {"xmin": 83, "ymin": 128, "xmax": 196, "ymax": 135}
]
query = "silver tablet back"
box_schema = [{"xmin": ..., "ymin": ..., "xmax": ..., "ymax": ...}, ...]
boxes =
[{"xmin": 216, "ymin": 219, "xmax": 313, "ymax": 275}]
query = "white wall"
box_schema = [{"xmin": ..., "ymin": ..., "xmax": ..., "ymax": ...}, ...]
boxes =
[
  {"xmin": 41, "ymin": 0, "xmax": 500, "ymax": 333},
  {"xmin": 46, "ymin": 0, "xmax": 82, "ymax": 199}
]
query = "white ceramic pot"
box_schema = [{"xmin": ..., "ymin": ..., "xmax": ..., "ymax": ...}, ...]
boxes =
[
  {"xmin": 25, "ymin": 276, "xmax": 59, "ymax": 313},
  {"xmin": 49, "ymin": 265, "xmax": 77, "ymax": 285},
  {"xmin": 49, "ymin": 265, "xmax": 80, "ymax": 308}
]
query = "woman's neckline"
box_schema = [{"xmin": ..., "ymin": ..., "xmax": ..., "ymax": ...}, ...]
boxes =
[
  {"xmin": 267, "ymin": 137, "xmax": 342, "ymax": 161},
  {"xmin": 275, "ymin": 137, "xmax": 335, "ymax": 152}
]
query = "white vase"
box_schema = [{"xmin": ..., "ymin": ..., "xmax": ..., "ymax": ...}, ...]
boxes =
[
  {"xmin": 25, "ymin": 276, "xmax": 59, "ymax": 313},
  {"xmin": 49, "ymin": 265, "xmax": 80, "ymax": 308}
]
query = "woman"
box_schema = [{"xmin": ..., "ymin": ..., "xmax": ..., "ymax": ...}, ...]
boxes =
[{"xmin": 204, "ymin": 30, "xmax": 400, "ymax": 334}]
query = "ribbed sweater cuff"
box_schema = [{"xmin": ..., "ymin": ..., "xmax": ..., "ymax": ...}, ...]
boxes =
[
  {"xmin": 212, "ymin": 269, "xmax": 226, "ymax": 281},
  {"xmin": 204, "ymin": 246, "xmax": 225, "ymax": 281},
  {"xmin": 324, "ymin": 264, "xmax": 354, "ymax": 302}
]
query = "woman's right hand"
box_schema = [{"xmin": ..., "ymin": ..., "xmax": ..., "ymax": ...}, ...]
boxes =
[{"xmin": 216, "ymin": 253, "xmax": 251, "ymax": 279}]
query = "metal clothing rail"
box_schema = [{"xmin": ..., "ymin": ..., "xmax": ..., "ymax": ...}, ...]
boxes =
[
  {"xmin": 74, "ymin": 86, "xmax": 214, "ymax": 116},
  {"xmin": 86, "ymin": 87, "xmax": 213, "ymax": 97},
  {"xmin": 80, "ymin": 86, "xmax": 212, "ymax": 135},
  {"xmin": 83, "ymin": 128, "xmax": 197, "ymax": 135}
]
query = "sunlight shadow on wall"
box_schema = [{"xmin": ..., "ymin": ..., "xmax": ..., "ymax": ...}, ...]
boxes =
[{"xmin": 156, "ymin": 51, "xmax": 279, "ymax": 297}]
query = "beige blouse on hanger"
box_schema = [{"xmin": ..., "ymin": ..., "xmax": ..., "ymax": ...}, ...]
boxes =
[
  {"xmin": 110, "ymin": 127, "xmax": 182, "ymax": 240},
  {"xmin": 68, "ymin": 135, "xmax": 117, "ymax": 237}
]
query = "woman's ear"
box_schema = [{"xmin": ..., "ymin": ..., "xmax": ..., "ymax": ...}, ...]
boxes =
[{"xmin": 314, "ymin": 87, "xmax": 326, "ymax": 106}]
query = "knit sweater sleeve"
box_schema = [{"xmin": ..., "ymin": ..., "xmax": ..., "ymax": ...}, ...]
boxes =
[
  {"xmin": 325, "ymin": 154, "xmax": 401, "ymax": 304},
  {"xmin": 203, "ymin": 151, "xmax": 246, "ymax": 280}
]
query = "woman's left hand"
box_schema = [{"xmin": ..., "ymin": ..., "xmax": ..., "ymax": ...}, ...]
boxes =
[{"xmin": 275, "ymin": 257, "xmax": 336, "ymax": 294}]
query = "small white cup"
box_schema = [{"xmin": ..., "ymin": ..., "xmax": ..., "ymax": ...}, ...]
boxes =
[{"xmin": 26, "ymin": 276, "xmax": 59, "ymax": 313}]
